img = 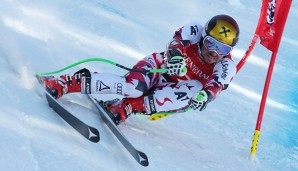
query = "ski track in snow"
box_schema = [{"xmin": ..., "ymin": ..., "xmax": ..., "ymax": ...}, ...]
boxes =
[{"xmin": 0, "ymin": 0, "xmax": 297, "ymax": 171}]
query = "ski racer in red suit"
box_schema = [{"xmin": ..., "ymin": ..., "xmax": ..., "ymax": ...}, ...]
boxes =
[{"xmin": 42, "ymin": 15, "xmax": 240, "ymax": 125}]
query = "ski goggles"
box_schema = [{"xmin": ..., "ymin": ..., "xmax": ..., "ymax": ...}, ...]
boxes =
[{"xmin": 203, "ymin": 35, "xmax": 233, "ymax": 57}]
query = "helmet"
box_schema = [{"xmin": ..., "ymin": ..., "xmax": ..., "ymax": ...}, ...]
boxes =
[{"xmin": 204, "ymin": 15, "xmax": 239, "ymax": 47}]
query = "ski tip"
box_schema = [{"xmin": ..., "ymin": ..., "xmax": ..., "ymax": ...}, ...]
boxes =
[
  {"xmin": 35, "ymin": 75, "xmax": 42, "ymax": 84},
  {"xmin": 138, "ymin": 151, "xmax": 149, "ymax": 167},
  {"xmin": 88, "ymin": 127, "xmax": 100, "ymax": 143}
]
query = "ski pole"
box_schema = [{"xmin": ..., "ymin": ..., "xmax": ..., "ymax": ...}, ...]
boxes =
[{"xmin": 36, "ymin": 57, "xmax": 167, "ymax": 76}]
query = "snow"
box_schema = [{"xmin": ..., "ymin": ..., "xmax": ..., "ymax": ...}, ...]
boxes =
[{"xmin": 0, "ymin": 0, "xmax": 298, "ymax": 170}]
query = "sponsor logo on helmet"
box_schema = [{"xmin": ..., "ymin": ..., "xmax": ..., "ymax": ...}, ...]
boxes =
[{"xmin": 218, "ymin": 25, "xmax": 231, "ymax": 38}]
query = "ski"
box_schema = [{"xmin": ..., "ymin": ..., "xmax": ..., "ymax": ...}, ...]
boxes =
[
  {"xmin": 36, "ymin": 76, "xmax": 100, "ymax": 143},
  {"xmin": 88, "ymin": 94, "xmax": 149, "ymax": 167}
]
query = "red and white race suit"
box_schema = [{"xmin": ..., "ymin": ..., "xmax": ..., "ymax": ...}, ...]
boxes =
[{"xmin": 87, "ymin": 22, "xmax": 236, "ymax": 114}]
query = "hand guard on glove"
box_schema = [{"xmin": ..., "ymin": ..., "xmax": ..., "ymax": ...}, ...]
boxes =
[
  {"xmin": 166, "ymin": 56, "xmax": 187, "ymax": 77},
  {"xmin": 189, "ymin": 90, "xmax": 209, "ymax": 111}
]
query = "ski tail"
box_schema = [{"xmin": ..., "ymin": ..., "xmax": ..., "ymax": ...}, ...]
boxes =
[{"xmin": 148, "ymin": 113, "xmax": 171, "ymax": 120}]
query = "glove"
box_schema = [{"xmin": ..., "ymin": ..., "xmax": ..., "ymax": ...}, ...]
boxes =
[
  {"xmin": 189, "ymin": 90, "xmax": 209, "ymax": 111},
  {"xmin": 166, "ymin": 56, "xmax": 187, "ymax": 77}
]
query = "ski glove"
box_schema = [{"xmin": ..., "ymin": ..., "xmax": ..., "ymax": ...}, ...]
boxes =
[
  {"xmin": 189, "ymin": 90, "xmax": 209, "ymax": 111},
  {"xmin": 166, "ymin": 56, "xmax": 187, "ymax": 77}
]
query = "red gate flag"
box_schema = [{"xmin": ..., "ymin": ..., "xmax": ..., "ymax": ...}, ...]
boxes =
[
  {"xmin": 256, "ymin": 0, "xmax": 292, "ymax": 52},
  {"xmin": 249, "ymin": 0, "xmax": 292, "ymax": 160}
]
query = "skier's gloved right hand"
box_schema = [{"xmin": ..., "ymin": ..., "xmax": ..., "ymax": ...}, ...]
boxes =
[{"xmin": 166, "ymin": 56, "xmax": 187, "ymax": 77}]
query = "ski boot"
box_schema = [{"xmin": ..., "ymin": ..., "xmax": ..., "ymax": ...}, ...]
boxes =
[
  {"xmin": 40, "ymin": 74, "xmax": 82, "ymax": 99},
  {"xmin": 105, "ymin": 97, "xmax": 146, "ymax": 125}
]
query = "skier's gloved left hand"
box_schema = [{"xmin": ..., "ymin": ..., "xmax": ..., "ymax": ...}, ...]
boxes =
[
  {"xmin": 166, "ymin": 56, "xmax": 187, "ymax": 77},
  {"xmin": 189, "ymin": 90, "xmax": 209, "ymax": 111}
]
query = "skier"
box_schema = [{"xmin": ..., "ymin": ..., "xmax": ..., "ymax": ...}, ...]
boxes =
[{"xmin": 42, "ymin": 14, "xmax": 240, "ymax": 124}]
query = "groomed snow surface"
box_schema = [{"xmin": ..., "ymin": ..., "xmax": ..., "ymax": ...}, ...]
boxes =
[{"xmin": 0, "ymin": 0, "xmax": 297, "ymax": 170}]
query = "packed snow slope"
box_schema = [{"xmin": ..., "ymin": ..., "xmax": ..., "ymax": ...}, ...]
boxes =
[{"xmin": 0, "ymin": 0, "xmax": 297, "ymax": 170}]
